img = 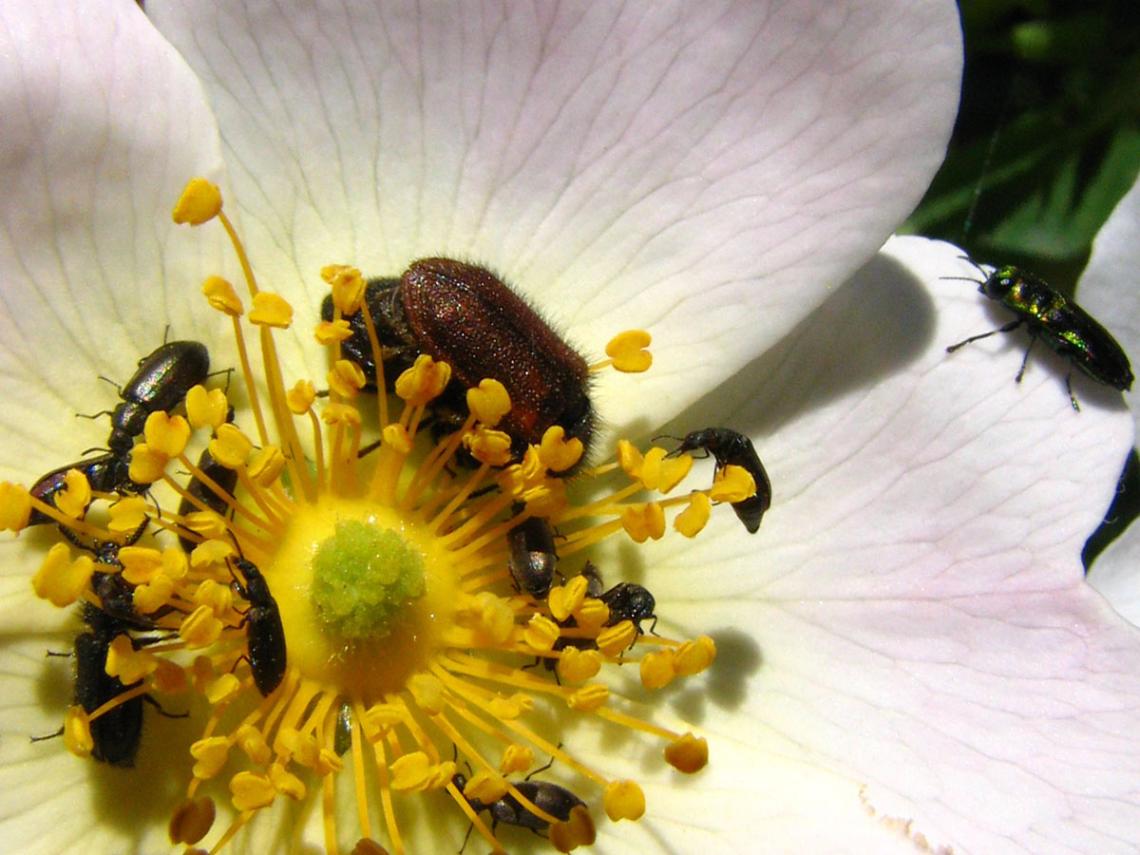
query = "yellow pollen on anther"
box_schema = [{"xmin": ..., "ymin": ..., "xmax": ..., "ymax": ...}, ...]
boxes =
[
  {"xmin": 286, "ymin": 380, "xmax": 317, "ymax": 414},
  {"xmin": 202, "ymin": 275, "xmax": 244, "ymax": 316},
  {"xmin": 249, "ymin": 292, "xmax": 295, "ymax": 328},
  {"xmin": 128, "ymin": 444, "xmax": 169, "ymax": 485},
  {"xmin": 639, "ymin": 649, "xmax": 677, "ymax": 689},
  {"xmin": 539, "ymin": 425, "xmax": 584, "ymax": 473},
  {"xmin": 108, "ymin": 496, "xmax": 149, "ymax": 534},
  {"xmin": 710, "ymin": 464, "xmax": 757, "ymax": 503},
  {"xmin": 0, "ymin": 482, "xmax": 31, "ymax": 531},
  {"xmin": 209, "ymin": 423, "xmax": 253, "ymax": 469},
  {"xmin": 63, "ymin": 707, "xmax": 94, "ymax": 758},
  {"xmin": 145, "ymin": 411, "xmax": 191, "ymax": 458},
  {"xmin": 186, "ymin": 385, "xmax": 230, "ymax": 430},
  {"xmin": 467, "ymin": 379, "xmax": 511, "ymax": 426},
  {"xmin": 674, "ymin": 491, "xmax": 712, "ymax": 536},
  {"xmin": 31, "ymin": 543, "xmax": 93, "ymax": 607},
  {"xmin": 604, "ymin": 779, "xmax": 646, "ymax": 821},
  {"xmin": 315, "ymin": 318, "xmax": 354, "ymax": 344},
  {"xmin": 604, "ymin": 329, "xmax": 653, "ymax": 373},
  {"xmin": 172, "ymin": 177, "xmax": 223, "ymax": 226},
  {"xmin": 322, "ymin": 264, "xmax": 366, "ymax": 314}
]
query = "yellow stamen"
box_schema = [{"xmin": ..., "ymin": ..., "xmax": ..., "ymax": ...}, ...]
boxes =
[{"xmin": 172, "ymin": 177, "xmax": 223, "ymax": 226}]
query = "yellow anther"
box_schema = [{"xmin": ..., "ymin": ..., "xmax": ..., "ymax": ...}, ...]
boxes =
[
  {"xmin": 322, "ymin": 401, "xmax": 362, "ymax": 428},
  {"xmin": 209, "ymin": 423, "xmax": 253, "ymax": 469},
  {"xmin": 249, "ymin": 291, "xmax": 294, "ymax": 328},
  {"xmin": 427, "ymin": 760, "xmax": 458, "ymax": 790},
  {"xmin": 128, "ymin": 443, "xmax": 169, "ymax": 485},
  {"xmin": 145, "ymin": 411, "xmax": 191, "ymax": 458},
  {"xmin": 63, "ymin": 706, "xmax": 94, "ymax": 758},
  {"xmin": 604, "ymin": 779, "xmax": 646, "ymax": 821},
  {"xmin": 465, "ymin": 591, "xmax": 514, "ymax": 644},
  {"xmin": 55, "ymin": 469, "xmax": 91, "ymax": 519},
  {"xmin": 0, "ymin": 482, "xmax": 32, "ymax": 531},
  {"xmin": 191, "ymin": 736, "xmax": 232, "ymax": 780},
  {"xmin": 169, "ymin": 797, "xmax": 216, "ymax": 846},
  {"xmin": 280, "ymin": 729, "xmax": 321, "ymax": 770},
  {"xmin": 248, "ymin": 445, "xmax": 286, "ymax": 486},
  {"xmin": 548, "ymin": 575, "xmax": 588, "ymax": 622},
  {"xmin": 486, "ymin": 693, "xmax": 532, "ymax": 720},
  {"xmin": 180, "ymin": 604, "xmax": 224, "ymax": 649},
  {"xmin": 710, "ymin": 464, "xmax": 756, "ymax": 503},
  {"xmin": 315, "ymin": 747, "xmax": 344, "ymax": 776},
  {"xmin": 408, "ymin": 673, "xmax": 446, "ymax": 715},
  {"xmin": 172, "ymin": 177, "xmax": 223, "ymax": 226},
  {"xmin": 269, "ymin": 763, "xmax": 307, "ymax": 800},
  {"xmin": 133, "ymin": 573, "xmax": 174, "ymax": 613},
  {"xmin": 463, "ymin": 771, "xmax": 509, "ymax": 803},
  {"xmin": 118, "ymin": 546, "xmax": 164, "ymax": 585},
  {"xmin": 467, "ymin": 379, "xmax": 511, "ymax": 426},
  {"xmin": 107, "ymin": 496, "xmax": 148, "ymax": 534},
  {"xmin": 152, "ymin": 658, "xmax": 187, "ymax": 693},
  {"xmin": 597, "ymin": 621, "xmax": 638, "ymax": 656},
  {"xmin": 558, "ymin": 647, "xmax": 603, "ymax": 683},
  {"xmin": 665, "ymin": 733, "xmax": 708, "ymax": 773},
  {"xmin": 639, "ymin": 648, "xmax": 676, "ymax": 689},
  {"xmin": 286, "ymin": 379, "xmax": 317, "ymax": 415},
  {"xmin": 186, "ymin": 385, "xmax": 230, "ymax": 430},
  {"xmin": 523, "ymin": 614, "xmax": 560, "ymax": 651},
  {"xmin": 190, "ymin": 538, "xmax": 235, "ymax": 570},
  {"xmin": 321, "ymin": 264, "xmax": 366, "ymax": 314},
  {"xmin": 329, "ymin": 359, "xmax": 367, "ymax": 398},
  {"xmin": 194, "ymin": 578, "xmax": 234, "ymax": 616},
  {"xmin": 395, "ymin": 354, "xmax": 451, "ymax": 406},
  {"xmin": 231, "ymin": 771, "xmax": 277, "ymax": 811},
  {"xmin": 674, "ymin": 635, "xmax": 717, "ymax": 675},
  {"xmin": 550, "ymin": 805, "xmax": 596, "ymax": 852},
  {"xmin": 617, "ymin": 440, "xmax": 644, "ymax": 479},
  {"xmin": 574, "ymin": 598, "xmax": 610, "ymax": 631},
  {"xmin": 620, "ymin": 502, "xmax": 665, "ymax": 543},
  {"xmin": 162, "ymin": 546, "xmax": 189, "ymax": 581},
  {"xmin": 464, "ymin": 428, "xmax": 513, "ymax": 466},
  {"xmin": 236, "ymin": 725, "xmax": 273, "ymax": 765},
  {"xmin": 202, "ymin": 275, "xmax": 243, "ymax": 316},
  {"xmin": 653, "ymin": 447, "xmax": 692, "ymax": 493},
  {"xmin": 539, "ymin": 426, "xmax": 584, "ymax": 473},
  {"xmin": 566, "ymin": 684, "xmax": 609, "ymax": 712},
  {"xmin": 315, "ymin": 318, "xmax": 353, "ymax": 344},
  {"xmin": 381, "ymin": 422, "xmax": 413, "ymax": 454},
  {"xmin": 205, "ymin": 673, "xmax": 241, "ymax": 704},
  {"xmin": 674, "ymin": 491, "xmax": 711, "ymax": 537},
  {"xmin": 499, "ymin": 743, "xmax": 535, "ymax": 775},
  {"xmin": 32, "ymin": 544, "xmax": 93, "ymax": 607},
  {"xmin": 390, "ymin": 752, "xmax": 433, "ymax": 791},
  {"xmin": 105, "ymin": 635, "xmax": 157, "ymax": 683},
  {"xmin": 364, "ymin": 704, "xmax": 404, "ymax": 732},
  {"xmin": 605, "ymin": 329, "xmax": 653, "ymax": 372}
]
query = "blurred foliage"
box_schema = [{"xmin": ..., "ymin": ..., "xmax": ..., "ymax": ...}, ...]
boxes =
[
  {"xmin": 903, "ymin": 0, "xmax": 1140, "ymax": 290},
  {"xmin": 902, "ymin": 0, "xmax": 1140, "ymax": 569}
]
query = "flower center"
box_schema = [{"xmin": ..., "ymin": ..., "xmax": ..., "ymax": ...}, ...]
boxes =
[{"xmin": 0, "ymin": 176, "xmax": 769, "ymax": 855}]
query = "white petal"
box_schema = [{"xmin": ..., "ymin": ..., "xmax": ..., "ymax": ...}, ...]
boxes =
[
  {"xmin": 0, "ymin": 0, "xmax": 228, "ymax": 483},
  {"xmin": 1081, "ymin": 173, "xmax": 1140, "ymax": 626},
  {"xmin": 147, "ymin": 0, "xmax": 963, "ymax": 430},
  {"xmin": 627, "ymin": 236, "xmax": 1138, "ymax": 850}
]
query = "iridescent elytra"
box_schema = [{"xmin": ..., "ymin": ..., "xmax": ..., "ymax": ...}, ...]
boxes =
[{"xmin": 946, "ymin": 262, "xmax": 1133, "ymax": 410}]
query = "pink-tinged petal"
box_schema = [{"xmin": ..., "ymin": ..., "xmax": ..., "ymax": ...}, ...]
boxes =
[
  {"xmin": 0, "ymin": 0, "xmax": 228, "ymax": 485},
  {"xmin": 0, "ymin": 637, "xmax": 193, "ymax": 853},
  {"xmin": 621, "ymin": 237, "xmax": 1138, "ymax": 849},
  {"xmin": 148, "ymin": 0, "xmax": 962, "ymax": 429},
  {"xmin": 1082, "ymin": 174, "xmax": 1140, "ymax": 626}
]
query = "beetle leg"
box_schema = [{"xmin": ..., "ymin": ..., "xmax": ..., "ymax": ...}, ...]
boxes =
[
  {"xmin": 1014, "ymin": 333, "xmax": 1037, "ymax": 383},
  {"xmin": 945, "ymin": 318, "xmax": 1023, "ymax": 353},
  {"xmin": 29, "ymin": 726, "xmax": 65, "ymax": 743},
  {"xmin": 1065, "ymin": 370, "xmax": 1080, "ymax": 412},
  {"xmin": 142, "ymin": 694, "xmax": 189, "ymax": 719}
]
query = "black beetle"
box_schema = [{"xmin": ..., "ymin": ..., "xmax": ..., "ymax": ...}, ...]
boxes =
[
  {"xmin": 321, "ymin": 259, "xmax": 594, "ymax": 462},
  {"xmin": 452, "ymin": 771, "xmax": 587, "ymax": 837},
  {"xmin": 599, "ymin": 582, "xmax": 657, "ymax": 635},
  {"xmin": 946, "ymin": 262, "xmax": 1133, "ymax": 410},
  {"xmin": 667, "ymin": 427, "xmax": 771, "ymax": 533},
  {"xmin": 106, "ymin": 340, "xmax": 210, "ymax": 455},
  {"xmin": 71, "ymin": 603, "xmax": 147, "ymax": 766},
  {"xmin": 27, "ymin": 453, "xmax": 143, "ymax": 527},
  {"xmin": 230, "ymin": 557, "xmax": 287, "ymax": 696},
  {"xmin": 177, "ymin": 447, "xmax": 239, "ymax": 553},
  {"xmin": 507, "ymin": 514, "xmax": 558, "ymax": 599}
]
